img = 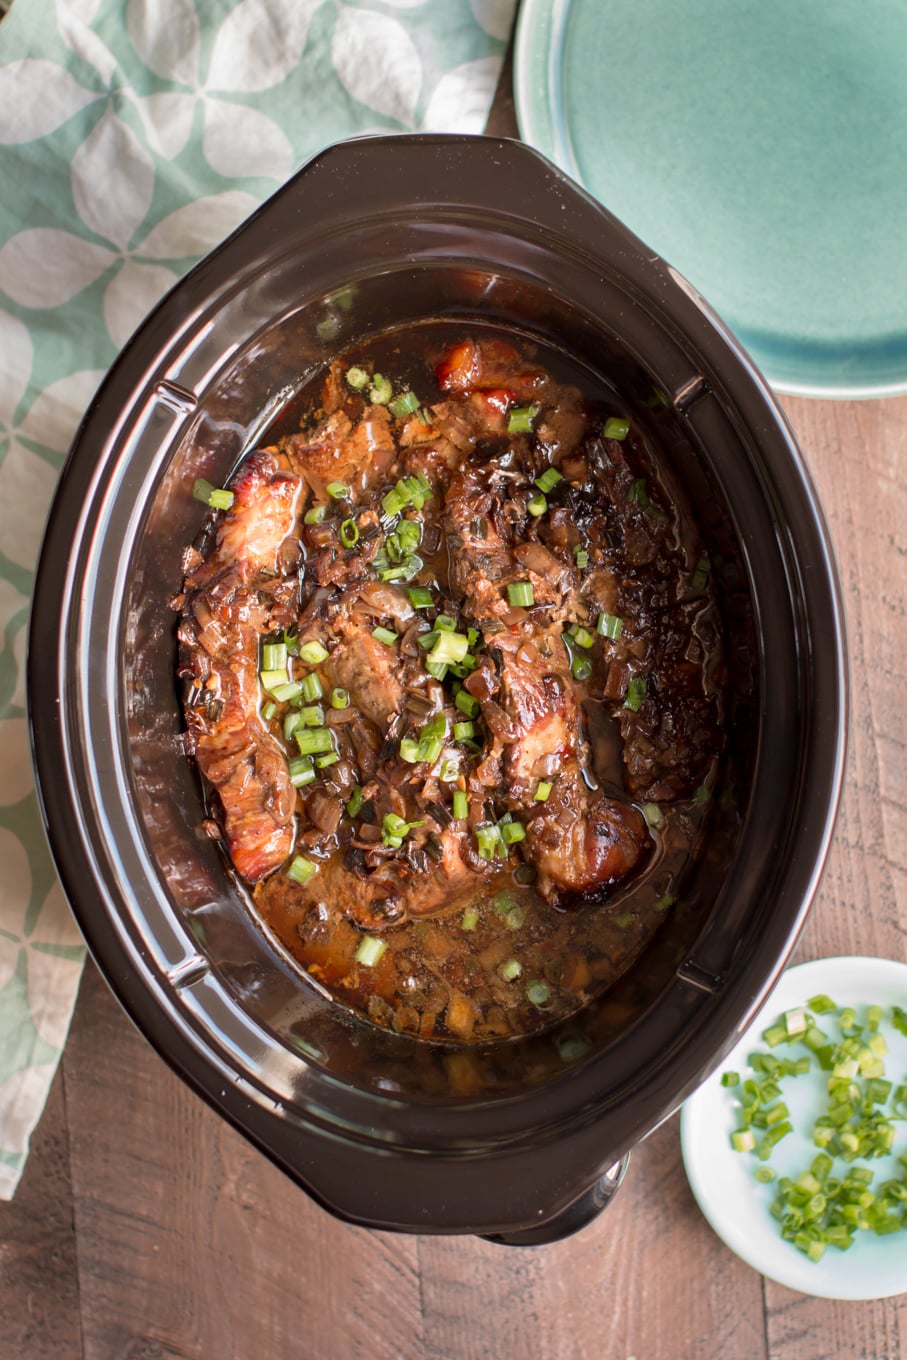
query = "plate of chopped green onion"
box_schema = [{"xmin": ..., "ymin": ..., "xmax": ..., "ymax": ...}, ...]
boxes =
[{"xmin": 680, "ymin": 957, "xmax": 907, "ymax": 1298}]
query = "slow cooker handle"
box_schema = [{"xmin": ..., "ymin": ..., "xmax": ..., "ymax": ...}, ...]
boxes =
[{"xmin": 480, "ymin": 1154, "xmax": 630, "ymax": 1247}]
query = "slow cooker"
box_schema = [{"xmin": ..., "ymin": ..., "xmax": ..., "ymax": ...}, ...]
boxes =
[{"xmin": 28, "ymin": 135, "xmax": 847, "ymax": 1243}]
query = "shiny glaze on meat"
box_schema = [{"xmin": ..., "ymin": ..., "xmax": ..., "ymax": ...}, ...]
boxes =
[{"xmin": 177, "ymin": 326, "xmax": 725, "ymax": 1042}]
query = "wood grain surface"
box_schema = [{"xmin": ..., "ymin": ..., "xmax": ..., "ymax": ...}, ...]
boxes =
[{"xmin": 2, "ymin": 64, "xmax": 906, "ymax": 1360}]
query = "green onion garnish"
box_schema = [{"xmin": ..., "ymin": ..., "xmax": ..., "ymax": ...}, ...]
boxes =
[
  {"xmin": 369, "ymin": 373, "xmax": 393, "ymax": 405},
  {"xmin": 691, "ymin": 556, "xmax": 711, "ymax": 592},
  {"xmin": 500, "ymin": 820, "xmax": 525, "ymax": 845},
  {"xmin": 572, "ymin": 655, "xmax": 593, "ymax": 682},
  {"xmin": 597, "ymin": 612, "xmax": 623, "ymax": 640},
  {"xmin": 261, "ymin": 700, "xmax": 278, "ymax": 722},
  {"xmin": 475, "ymin": 824, "xmax": 503, "ymax": 861},
  {"xmin": 259, "ymin": 668, "xmax": 290, "ymax": 693},
  {"xmin": 461, "ymin": 906, "xmax": 479, "ymax": 931},
  {"xmin": 299, "ymin": 640, "xmax": 329, "ymax": 666},
  {"xmin": 355, "ymin": 935, "xmax": 387, "ymax": 967},
  {"xmin": 399, "ymin": 736, "xmax": 420, "ymax": 763},
  {"xmin": 570, "ymin": 624, "xmax": 595, "ymax": 650},
  {"xmin": 407, "ymin": 586, "xmax": 434, "ymax": 609},
  {"xmin": 268, "ymin": 679, "xmax": 303, "ymax": 704},
  {"xmin": 193, "ymin": 478, "xmax": 234, "ymax": 511},
  {"xmin": 388, "ymin": 390, "xmax": 421, "ymax": 418},
  {"xmin": 331, "ymin": 687, "xmax": 350, "ymax": 710},
  {"xmin": 372, "ymin": 626, "xmax": 398, "ymax": 647},
  {"xmin": 527, "ymin": 492, "xmax": 547, "ymax": 517},
  {"xmin": 261, "ymin": 641, "xmax": 287, "ymax": 671},
  {"xmin": 304, "ymin": 505, "xmax": 326, "ymax": 525},
  {"xmin": 507, "ymin": 581, "xmax": 534, "ymax": 608},
  {"xmin": 295, "ymin": 727, "xmax": 335, "ymax": 756},
  {"xmin": 604, "ymin": 416, "xmax": 630, "ymax": 440},
  {"xmin": 498, "ymin": 959, "xmax": 523, "ymax": 982},
  {"xmin": 301, "ymin": 673, "xmax": 323, "ymax": 703},
  {"xmin": 301, "ymin": 704, "xmax": 324, "ymax": 727},
  {"xmin": 287, "ymin": 854, "xmax": 317, "ymax": 884},
  {"xmin": 508, "ymin": 403, "xmax": 540, "ymax": 434},
  {"xmin": 381, "ymin": 812, "xmax": 424, "ymax": 847},
  {"xmin": 452, "ymin": 790, "xmax": 468, "ymax": 820},
  {"xmin": 346, "ymin": 785, "xmax": 364, "ymax": 818},
  {"xmin": 427, "ymin": 630, "xmax": 469, "ymax": 667},
  {"xmin": 340, "ymin": 518, "xmax": 359, "ymax": 548},
  {"xmin": 454, "ymin": 689, "xmax": 479, "ymax": 719},
  {"xmin": 453, "ymin": 720, "xmax": 475, "ymax": 741},
  {"xmin": 624, "ymin": 676, "xmax": 646, "ymax": 710},
  {"xmin": 326, "ymin": 481, "xmax": 349, "ymax": 499},
  {"xmin": 288, "ymin": 756, "xmax": 316, "ymax": 789},
  {"xmin": 534, "ymin": 780, "xmax": 552, "ymax": 802},
  {"xmin": 527, "ymin": 981, "xmax": 551, "ymax": 1007},
  {"xmin": 534, "ymin": 466, "xmax": 563, "ymax": 494},
  {"xmin": 627, "ymin": 477, "xmax": 650, "ymax": 507},
  {"xmin": 345, "ymin": 366, "xmax": 369, "ymax": 390},
  {"xmin": 573, "ymin": 548, "xmax": 589, "ymax": 569}
]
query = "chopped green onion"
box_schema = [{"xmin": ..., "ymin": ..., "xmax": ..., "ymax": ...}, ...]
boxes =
[
  {"xmin": 500, "ymin": 820, "xmax": 525, "ymax": 845},
  {"xmin": 435, "ymin": 614, "xmax": 457, "ymax": 631},
  {"xmin": 355, "ymin": 936, "xmax": 387, "ymax": 967},
  {"xmin": 572, "ymin": 654, "xmax": 593, "ymax": 682},
  {"xmin": 301, "ymin": 673, "xmax": 323, "ymax": 703},
  {"xmin": 427, "ymin": 630, "xmax": 469, "ymax": 667},
  {"xmin": 570, "ymin": 624, "xmax": 595, "ymax": 649},
  {"xmin": 534, "ymin": 780, "xmax": 552, "ymax": 803},
  {"xmin": 417, "ymin": 736, "xmax": 443, "ymax": 765},
  {"xmin": 604, "ymin": 416, "xmax": 630, "ymax": 440},
  {"xmin": 315, "ymin": 752, "xmax": 339, "ymax": 769},
  {"xmin": 301, "ymin": 704, "xmax": 324, "ymax": 727},
  {"xmin": 304, "ymin": 505, "xmax": 326, "ymax": 525},
  {"xmin": 346, "ymin": 786, "xmax": 364, "ymax": 818},
  {"xmin": 597, "ymin": 612, "xmax": 624, "ymax": 640},
  {"xmin": 259, "ymin": 668, "xmax": 290, "ymax": 693},
  {"xmin": 372, "ymin": 626, "xmax": 398, "ymax": 647},
  {"xmin": 382, "ymin": 486, "xmax": 406, "ymax": 517},
  {"xmin": 261, "ymin": 641, "xmax": 288, "ymax": 671},
  {"xmin": 508, "ymin": 403, "xmax": 539, "ymax": 434},
  {"xmin": 326, "ymin": 481, "xmax": 349, "ymax": 499},
  {"xmin": 534, "ymin": 466, "xmax": 563, "ymax": 493},
  {"xmin": 624, "ymin": 676, "xmax": 646, "ymax": 711},
  {"xmin": 527, "ymin": 492, "xmax": 547, "ymax": 517},
  {"xmin": 295, "ymin": 727, "xmax": 335, "ymax": 756},
  {"xmin": 461, "ymin": 906, "xmax": 480, "ymax": 931},
  {"xmin": 287, "ymin": 854, "xmax": 317, "ymax": 885},
  {"xmin": 269, "ymin": 679, "xmax": 304, "ymax": 704},
  {"xmin": 288, "ymin": 756, "xmax": 316, "ymax": 789},
  {"xmin": 424, "ymin": 659, "xmax": 448, "ymax": 681},
  {"xmin": 721, "ymin": 1072, "xmax": 740, "ymax": 1087},
  {"xmin": 261, "ymin": 700, "xmax": 278, "ymax": 722},
  {"xmin": 452, "ymin": 790, "xmax": 468, "ymax": 820},
  {"xmin": 369, "ymin": 373, "xmax": 392, "ymax": 405},
  {"xmin": 642, "ymin": 802, "xmax": 664, "ymax": 828},
  {"xmin": 627, "ymin": 477, "xmax": 650, "ymax": 507},
  {"xmin": 527, "ymin": 980, "xmax": 551, "ymax": 1008},
  {"xmin": 299, "ymin": 640, "xmax": 329, "ymax": 666},
  {"xmin": 732, "ymin": 1129, "xmax": 757, "ymax": 1153},
  {"xmin": 573, "ymin": 548, "xmax": 589, "ymax": 569},
  {"xmin": 193, "ymin": 478, "xmax": 235, "ymax": 510},
  {"xmin": 339, "ymin": 518, "xmax": 359, "ymax": 548},
  {"xmin": 382, "ymin": 812, "xmax": 424, "ymax": 846},
  {"xmin": 331, "ymin": 687, "xmax": 350, "ymax": 709},
  {"xmin": 283, "ymin": 710, "xmax": 303, "ymax": 741},
  {"xmin": 499, "ymin": 959, "xmax": 523, "ymax": 982},
  {"xmin": 455, "ymin": 689, "xmax": 479, "ymax": 719},
  {"xmin": 388, "ymin": 390, "xmax": 421, "ymax": 418},
  {"xmin": 453, "ymin": 720, "xmax": 475, "ymax": 741},
  {"xmin": 399, "ymin": 736, "xmax": 420, "ymax": 763},
  {"xmin": 475, "ymin": 824, "xmax": 503, "ymax": 861},
  {"xmin": 407, "ymin": 586, "xmax": 434, "ymax": 609},
  {"xmin": 439, "ymin": 757, "xmax": 459, "ymax": 783},
  {"xmin": 691, "ymin": 556, "xmax": 711, "ymax": 592},
  {"xmin": 507, "ymin": 581, "xmax": 534, "ymax": 608},
  {"xmin": 345, "ymin": 366, "xmax": 369, "ymax": 390},
  {"xmin": 755, "ymin": 1166, "xmax": 777, "ymax": 1183}
]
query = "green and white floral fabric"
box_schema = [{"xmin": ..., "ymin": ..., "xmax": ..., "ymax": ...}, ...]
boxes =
[{"xmin": 0, "ymin": 0, "xmax": 516, "ymax": 1199}]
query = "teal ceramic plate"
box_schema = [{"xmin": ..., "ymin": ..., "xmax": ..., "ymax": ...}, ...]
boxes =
[
  {"xmin": 514, "ymin": 0, "xmax": 907, "ymax": 398},
  {"xmin": 681, "ymin": 958, "xmax": 907, "ymax": 1299}
]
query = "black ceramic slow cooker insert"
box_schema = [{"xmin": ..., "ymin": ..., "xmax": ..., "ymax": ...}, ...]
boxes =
[{"xmin": 28, "ymin": 135, "xmax": 847, "ymax": 1243}]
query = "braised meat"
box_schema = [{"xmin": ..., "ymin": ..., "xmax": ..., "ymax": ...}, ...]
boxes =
[{"xmin": 176, "ymin": 331, "xmax": 725, "ymax": 1043}]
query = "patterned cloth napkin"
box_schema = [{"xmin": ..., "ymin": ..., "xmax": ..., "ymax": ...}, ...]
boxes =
[{"xmin": 0, "ymin": 0, "xmax": 516, "ymax": 1199}]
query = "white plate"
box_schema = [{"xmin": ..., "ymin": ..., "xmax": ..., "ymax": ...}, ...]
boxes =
[{"xmin": 680, "ymin": 956, "xmax": 907, "ymax": 1299}]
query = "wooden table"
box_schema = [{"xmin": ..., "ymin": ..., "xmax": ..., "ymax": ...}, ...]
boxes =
[{"xmin": 3, "ymin": 67, "xmax": 906, "ymax": 1360}]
